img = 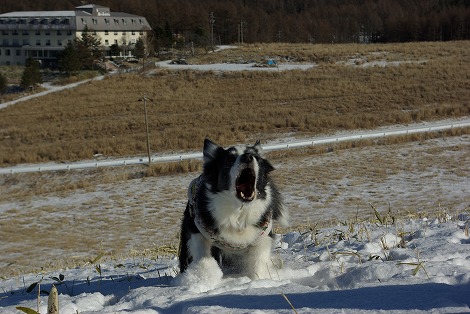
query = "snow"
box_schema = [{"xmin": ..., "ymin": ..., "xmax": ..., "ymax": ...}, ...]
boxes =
[
  {"xmin": 1, "ymin": 214, "xmax": 469, "ymax": 313},
  {"xmin": 155, "ymin": 60, "xmax": 316, "ymax": 72}
]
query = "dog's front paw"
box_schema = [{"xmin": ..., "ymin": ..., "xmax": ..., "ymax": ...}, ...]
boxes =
[{"xmin": 174, "ymin": 257, "xmax": 223, "ymax": 292}]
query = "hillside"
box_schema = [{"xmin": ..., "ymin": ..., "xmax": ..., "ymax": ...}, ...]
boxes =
[
  {"xmin": 1, "ymin": 0, "xmax": 469, "ymax": 44},
  {"xmin": 1, "ymin": 41, "xmax": 469, "ymax": 166}
]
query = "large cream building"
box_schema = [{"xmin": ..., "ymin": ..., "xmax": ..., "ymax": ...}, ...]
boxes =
[{"xmin": 0, "ymin": 4, "xmax": 151, "ymax": 67}]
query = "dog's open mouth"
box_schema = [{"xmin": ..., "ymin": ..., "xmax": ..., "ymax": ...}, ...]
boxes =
[{"xmin": 236, "ymin": 168, "xmax": 256, "ymax": 202}]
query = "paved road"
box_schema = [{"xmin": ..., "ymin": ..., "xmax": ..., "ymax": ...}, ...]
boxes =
[{"xmin": 1, "ymin": 119, "xmax": 469, "ymax": 174}]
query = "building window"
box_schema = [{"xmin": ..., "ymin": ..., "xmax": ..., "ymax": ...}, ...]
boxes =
[
  {"xmin": 2, "ymin": 30, "xmax": 7, "ymax": 35},
  {"xmin": 114, "ymin": 31, "xmax": 118, "ymax": 35},
  {"xmin": 105, "ymin": 39, "xmax": 109, "ymax": 45},
  {"xmin": 67, "ymin": 30, "xmax": 72, "ymax": 35},
  {"xmin": 114, "ymin": 19, "xmax": 119, "ymax": 25},
  {"xmin": 45, "ymin": 30, "xmax": 50, "ymax": 35},
  {"xmin": 6, "ymin": 49, "xmax": 10, "ymax": 56},
  {"xmin": 2, "ymin": 39, "xmax": 8, "ymax": 45},
  {"xmin": 105, "ymin": 30, "xmax": 109, "ymax": 35},
  {"xmin": 36, "ymin": 40, "xmax": 40, "ymax": 46},
  {"xmin": 114, "ymin": 39, "xmax": 118, "ymax": 44},
  {"xmin": 139, "ymin": 19, "xmax": 143, "ymax": 25},
  {"xmin": 139, "ymin": 31, "xmax": 144, "ymax": 35},
  {"xmin": 12, "ymin": 39, "xmax": 19, "ymax": 46},
  {"xmin": 46, "ymin": 39, "xmax": 51, "ymax": 46},
  {"xmin": 36, "ymin": 30, "xmax": 40, "ymax": 35},
  {"xmin": 82, "ymin": 18, "xmax": 87, "ymax": 25},
  {"xmin": 131, "ymin": 19, "xmax": 136, "ymax": 25},
  {"xmin": 58, "ymin": 40, "xmax": 62, "ymax": 46},
  {"xmin": 13, "ymin": 30, "xmax": 18, "ymax": 35},
  {"xmin": 57, "ymin": 30, "xmax": 62, "ymax": 35},
  {"xmin": 132, "ymin": 31, "xmax": 135, "ymax": 35},
  {"xmin": 122, "ymin": 19, "xmax": 127, "ymax": 25},
  {"xmin": 105, "ymin": 19, "xmax": 110, "ymax": 25},
  {"xmin": 92, "ymin": 19, "xmax": 97, "ymax": 25},
  {"xmin": 16, "ymin": 49, "xmax": 21, "ymax": 56},
  {"xmin": 122, "ymin": 31, "xmax": 126, "ymax": 35},
  {"xmin": 23, "ymin": 39, "xmax": 29, "ymax": 45},
  {"xmin": 22, "ymin": 30, "xmax": 28, "ymax": 35}
]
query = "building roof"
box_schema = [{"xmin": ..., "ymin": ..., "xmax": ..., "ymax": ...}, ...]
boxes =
[
  {"xmin": 0, "ymin": 11, "xmax": 75, "ymax": 18},
  {"xmin": 0, "ymin": 4, "xmax": 151, "ymax": 31}
]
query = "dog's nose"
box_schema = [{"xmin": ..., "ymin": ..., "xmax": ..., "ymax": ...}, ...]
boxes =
[{"xmin": 240, "ymin": 153, "xmax": 253, "ymax": 164}]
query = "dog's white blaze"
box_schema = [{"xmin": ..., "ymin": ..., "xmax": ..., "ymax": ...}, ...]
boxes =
[{"xmin": 229, "ymin": 152, "xmax": 260, "ymax": 197}]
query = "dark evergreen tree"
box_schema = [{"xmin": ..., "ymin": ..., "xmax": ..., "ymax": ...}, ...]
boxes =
[
  {"xmin": 109, "ymin": 43, "xmax": 121, "ymax": 58},
  {"xmin": 0, "ymin": 72, "xmax": 7, "ymax": 94},
  {"xmin": 20, "ymin": 58, "xmax": 42, "ymax": 90},
  {"xmin": 75, "ymin": 26, "xmax": 102, "ymax": 70},
  {"xmin": 1, "ymin": 0, "xmax": 469, "ymax": 44},
  {"xmin": 133, "ymin": 37, "xmax": 146, "ymax": 59},
  {"xmin": 59, "ymin": 42, "xmax": 80, "ymax": 76}
]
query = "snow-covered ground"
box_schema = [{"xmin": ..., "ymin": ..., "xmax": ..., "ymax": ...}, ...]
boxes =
[
  {"xmin": 1, "ymin": 216, "xmax": 469, "ymax": 313},
  {"xmin": 155, "ymin": 60, "xmax": 316, "ymax": 72},
  {"xmin": 1, "ymin": 134, "xmax": 469, "ymax": 313}
]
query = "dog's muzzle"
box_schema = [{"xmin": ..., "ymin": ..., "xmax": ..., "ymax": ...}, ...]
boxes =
[{"xmin": 235, "ymin": 154, "xmax": 257, "ymax": 202}]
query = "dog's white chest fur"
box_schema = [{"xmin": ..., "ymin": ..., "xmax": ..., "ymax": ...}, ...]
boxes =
[{"xmin": 206, "ymin": 187, "xmax": 272, "ymax": 249}]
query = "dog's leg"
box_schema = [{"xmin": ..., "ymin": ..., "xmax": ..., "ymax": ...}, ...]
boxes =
[
  {"xmin": 246, "ymin": 236, "xmax": 274, "ymax": 280},
  {"xmin": 176, "ymin": 232, "xmax": 223, "ymax": 289},
  {"xmin": 187, "ymin": 232, "xmax": 213, "ymax": 262}
]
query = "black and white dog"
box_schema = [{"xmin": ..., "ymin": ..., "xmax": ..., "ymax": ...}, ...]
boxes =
[{"xmin": 178, "ymin": 139, "xmax": 288, "ymax": 280}]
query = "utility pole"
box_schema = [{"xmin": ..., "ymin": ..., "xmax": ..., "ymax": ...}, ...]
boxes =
[
  {"xmin": 238, "ymin": 23, "xmax": 241, "ymax": 44},
  {"xmin": 139, "ymin": 95, "xmax": 153, "ymax": 165},
  {"xmin": 209, "ymin": 12, "xmax": 215, "ymax": 50}
]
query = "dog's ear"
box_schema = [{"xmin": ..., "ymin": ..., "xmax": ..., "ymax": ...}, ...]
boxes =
[
  {"xmin": 203, "ymin": 138, "xmax": 221, "ymax": 163},
  {"xmin": 253, "ymin": 140, "xmax": 264, "ymax": 155}
]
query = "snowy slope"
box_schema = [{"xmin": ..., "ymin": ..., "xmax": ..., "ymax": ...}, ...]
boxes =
[{"xmin": 1, "ymin": 216, "xmax": 469, "ymax": 313}]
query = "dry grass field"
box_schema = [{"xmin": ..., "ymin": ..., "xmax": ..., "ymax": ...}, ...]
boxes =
[
  {"xmin": 0, "ymin": 41, "xmax": 469, "ymax": 277},
  {"xmin": 0, "ymin": 41, "xmax": 469, "ymax": 166}
]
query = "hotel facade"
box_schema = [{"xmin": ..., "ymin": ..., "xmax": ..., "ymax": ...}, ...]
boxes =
[{"xmin": 0, "ymin": 4, "xmax": 152, "ymax": 67}]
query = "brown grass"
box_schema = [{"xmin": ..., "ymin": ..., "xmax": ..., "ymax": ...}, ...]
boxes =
[{"xmin": 1, "ymin": 41, "xmax": 469, "ymax": 166}]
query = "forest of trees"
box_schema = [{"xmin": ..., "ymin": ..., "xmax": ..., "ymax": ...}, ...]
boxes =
[{"xmin": 1, "ymin": 0, "xmax": 469, "ymax": 46}]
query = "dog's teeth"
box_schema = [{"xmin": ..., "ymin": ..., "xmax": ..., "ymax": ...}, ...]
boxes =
[{"xmin": 240, "ymin": 191, "xmax": 245, "ymax": 198}]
